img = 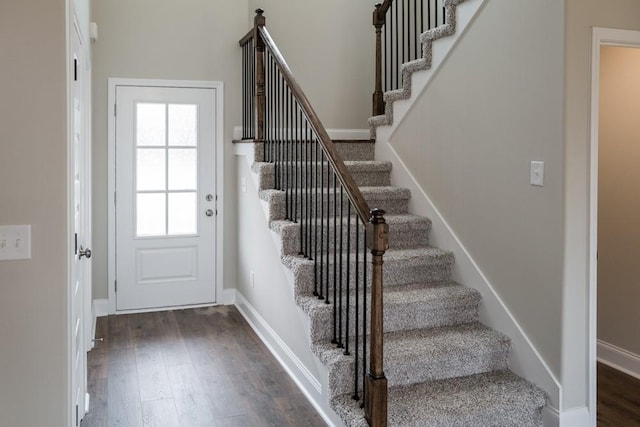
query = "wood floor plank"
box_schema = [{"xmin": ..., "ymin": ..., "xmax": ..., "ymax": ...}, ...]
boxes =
[
  {"xmin": 84, "ymin": 307, "xmax": 327, "ymax": 427},
  {"xmin": 597, "ymin": 362, "xmax": 640, "ymax": 426},
  {"xmin": 135, "ymin": 342, "xmax": 173, "ymax": 402},
  {"xmin": 141, "ymin": 399, "xmax": 180, "ymax": 427},
  {"xmin": 81, "ymin": 378, "xmax": 107, "ymax": 427}
]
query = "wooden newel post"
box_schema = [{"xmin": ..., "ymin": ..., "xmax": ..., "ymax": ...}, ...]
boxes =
[
  {"xmin": 254, "ymin": 9, "xmax": 266, "ymax": 142},
  {"xmin": 372, "ymin": 4, "xmax": 385, "ymax": 116},
  {"xmin": 365, "ymin": 209, "xmax": 389, "ymax": 427}
]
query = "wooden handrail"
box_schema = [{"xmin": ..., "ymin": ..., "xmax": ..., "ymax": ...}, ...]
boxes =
[
  {"xmin": 238, "ymin": 28, "xmax": 253, "ymax": 47},
  {"xmin": 257, "ymin": 25, "xmax": 372, "ymax": 225}
]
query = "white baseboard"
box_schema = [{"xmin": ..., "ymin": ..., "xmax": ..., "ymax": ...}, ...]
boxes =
[
  {"xmin": 558, "ymin": 406, "xmax": 590, "ymax": 427},
  {"xmin": 598, "ymin": 339, "xmax": 640, "ymax": 380},
  {"xmin": 93, "ymin": 298, "xmax": 109, "ymax": 317},
  {"xmin": 222, "ymin": 288, "xmax": 236, "ymax": 305},
  {"xmin": 232, "ymin": 126, "xmax": 369, "ymax": 141},
  {"xmin": 234, "ymin": 291, "xmax": 340, "ymax": 426}
]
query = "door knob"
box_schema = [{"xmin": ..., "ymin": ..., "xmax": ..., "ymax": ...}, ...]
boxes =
[
  {"xmin": 205, "ymin": 209, "xmax": 214, "ymax": 217},
  {"xmin": 79, "ymin": 246, "xmax": 92, "ymax": 259}
]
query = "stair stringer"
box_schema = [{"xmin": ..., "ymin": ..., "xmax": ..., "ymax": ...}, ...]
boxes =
[
  {"xmin": 234, "ymin": 142, "xmax": 344, "ymax": 427},
  {"xmin": 369, "ymin": 0, "xmax": 487, "ymax": 141},
  {"xmin": 373, "ymin": 138, "xmax": 562, "ymax": 425}
]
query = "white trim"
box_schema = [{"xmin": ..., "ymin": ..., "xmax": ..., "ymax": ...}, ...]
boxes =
[
  {"xmin": 107, "ymin": 78, "xmax": 224, "ymax": 315},
  {"xmin": 93, "ymin": 299, "xmax": 109, "ymax": 318},
  {"xmin": 588, "ymin": 27, "xmax": 640, "ymax": 427},
  {"xmin": 598, "ymin": 340, "xmax": 640, "ymax": 380},
  {"xmin": 234, "ymin": 291, "xmax": 341, "ymax": 427},
  {"xmin": 559, "ymin": 406, "xmax": 590, "ymax": 427},
  {"xmin": 374, "ymin": 140, "xmax": 561, "ymax": 410},
  {"xmin": 222, "ymin": 288, "xmax": 237, "ymax": 305},
  {"xmin": 232, "ymin": 126, "xmax": 369, "ymax": 141}
]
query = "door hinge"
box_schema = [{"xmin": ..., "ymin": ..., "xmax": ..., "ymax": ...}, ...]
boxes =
[
  {"xmin": 114, "ymin": 280, "xmax": 117, "ymax": 293},
  {"xmin": 75, "ymin": 404, "xmax": 79, "ymax": 426},
  {"xmin": 74, "ymin": 233, "xmax": 78, "ymax": 255},
  {"xmin": 74, "ymin": 58, "xmax": 78, "ymax": 82},
  {"xmin": 114, "ymin": 103, "xmax": 117, "ymax": 116},
  {"xmin": 113, "ymin": 192, "xmax": 116, "ymax": 205}
]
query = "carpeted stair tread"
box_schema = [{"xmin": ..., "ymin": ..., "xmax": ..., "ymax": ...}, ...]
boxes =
[
  {"xmin": 259, "ymin": 185, "xmax": 412, "ymax": 219},
  {"xmin": 300, "ymin": 281, "xmax": 481, "ymax": 343},
  {"xmin": 383, "ymin": 323, "xmax": 511, "ymax": 385},
  {"xmin": 270, "ymin": 213, "xmax": 431, "ymax": 254},
  {"xmin": 253, "ymin": 160, "xmax": 393, "ymax": 189},
  {"xmin": 282, "ymin": 246, "xmax": 454, "ymax": 295},
  {"xmin": 332, "ymin": 370, "xmax": 547, "ymax": 426}
]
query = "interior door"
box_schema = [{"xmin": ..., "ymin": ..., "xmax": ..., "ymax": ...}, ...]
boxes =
[
  {"xmin": 71, "ymin": 24, "xmax": 90, "ymax": 427},
  {"xmin": 115, "ymin": 85, "xmax": 217, "ymax": 311}
]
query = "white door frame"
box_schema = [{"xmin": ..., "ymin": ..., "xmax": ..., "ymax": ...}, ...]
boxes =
[
  {"xmin": 588, "ymin": 27, "xmax": 640, "ymax": 427},
  {"xmin": 107, "ymin": 78, "xmax": 224, "ymax": 314},
  {"xmin": 68, "ymin": 12, "xmax": 92, "ymax": 426}
]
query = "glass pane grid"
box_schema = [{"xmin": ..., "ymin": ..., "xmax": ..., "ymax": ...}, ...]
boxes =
[{"xmin": 134, "ymin": 102, "xmax": 200, "ymax": 238}]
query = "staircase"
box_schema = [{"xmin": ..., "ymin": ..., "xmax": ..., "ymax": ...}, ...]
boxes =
[{"xmin": 250, "ymin": 141, "xmax": 548, "ymax": 426}]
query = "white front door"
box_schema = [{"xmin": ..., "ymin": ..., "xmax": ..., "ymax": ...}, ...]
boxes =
[{"xmin": 115, "ymin": 85, "xmax": 217, "ymax": 311}]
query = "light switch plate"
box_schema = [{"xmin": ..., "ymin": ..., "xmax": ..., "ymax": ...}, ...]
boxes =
[
  {"xmin": 530, "ymin": 161, "xmax": 545, "ymax": 187},
  {"xmin": 0, "ymin": 225, "xmax": 31, "ymax": 261}
]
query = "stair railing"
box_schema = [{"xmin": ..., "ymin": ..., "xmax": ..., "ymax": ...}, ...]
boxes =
[
  {"xmin": 372, "ymin": 0, "xmax": 447, "ymax": 115},
  {"xmin": 240, "ymin": 9, "xmax": 388, "ymax": 426}
]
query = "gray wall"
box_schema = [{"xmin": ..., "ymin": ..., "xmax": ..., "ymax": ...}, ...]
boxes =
[
  {"xmin": 0, "ymin": 0, "xmax": 69, "ymax": 425},
  {"xmin": 564, "ymin": 0, "xmax": 640, "ymax": 409},
  {"xmin": 248, "ymin": 0, "xmax": 376, "ymax": 128},
  {"xmin": 597, "ymin": 46, "xmax": 640, "ymax": 355},
  {"xmin": 388, "ymin": 0, "xmax": 565, "ymax": 378}
]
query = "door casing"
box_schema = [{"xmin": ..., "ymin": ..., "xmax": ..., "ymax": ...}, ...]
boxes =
[
  {"xmin": 107, "ymin": 78, "xmax": 224, "ymax": 314},
  {"xmin": 588, "ymin": 27, "xmax": 640, "ymax": 427}
]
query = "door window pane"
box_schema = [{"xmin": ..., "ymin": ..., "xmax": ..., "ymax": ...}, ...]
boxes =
[
  {"xmin": 137, "ymin": 149, "xmax": 166, "ymax": 191},
  {"xmin": 137, "ymin": 103, "xmax": 166, "ymax": 146},
  {"xmin": 137, "ymin": 193, "xmax": 166, "ymax": 236},
  {"xmin": 168, "ymin": 192, "xmax": 197, "ymax": 235},
  {"xmin": 168, "ymin": 104, "xmax": 197, "ymax": 147},
  {"xmin": 168, "ymin": 149, "xmax": 197, "ymax": 190}
]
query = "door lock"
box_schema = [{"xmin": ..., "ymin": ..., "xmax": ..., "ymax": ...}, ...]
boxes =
[
  {"xmin": 79, "ymin": 246, "xmax": 92, "ymax": 259},
  {"xmin": 205, "ymin": 209, "xmax": 214, "ymax": 217},
  {"xmin": 206, "ymin": 194, "xmax": 214, "ymax": 202}
]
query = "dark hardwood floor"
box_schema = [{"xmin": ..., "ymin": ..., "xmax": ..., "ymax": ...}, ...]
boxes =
[
  {"xmin": 598, "ymin": 362, "xmax": 640, "ymax": 426},
  {"xmin": 81, "ymin": 306, "xmax": 326, "ymax": 427}
]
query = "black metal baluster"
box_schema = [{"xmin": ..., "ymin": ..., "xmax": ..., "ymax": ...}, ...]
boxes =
[
  {"xmin": 361, "ymin": 229, "xmax": 369, "ymax": 406},
  {"xmin": 325, "ymin": 159, "xmax": 330, "ymax": 304},
  {"xmin": 427, "ymin": 0, "xmax": 431, "ymax": 30},
  {"xmin": 345, "ymin": 203, "xmax": 351, "ymax": 356},
  {"xmin": 319, "ymin": 148, "xmax": 325, "ymax": 301},
  {"xmin": 413, "ymin": 0, "xmax": 420, "ymax": 59},
  {"xmin": 353, "ymin": 215, "xmax": 360, "ymax": 400},
  {"xmin": 395, "ymin": 0, "xmax": 399, "ymax": 89},
  {"xmin": 332, "ymin": 171, "xmax": 338, "ymax": 342},
  {"xmin": 362, "ymin": 227, "xmax": 368, "ymax": 408},
  {"xmin": 294, "ymin": 102, "xmax": 298, "ymax": 224},
  {"xmin": 337, "ymin": 185, "xmax": 344, "ymax": 348},
  {"xmin": 313, "ymin": 139, "xmax": 319, "ymax": 297},
  {"xmin": 284, "ymin": 85, "xmax": 290, "ymax": 219},
  {"xmin": 401, "ymin": 0, "xmax": 405, "ymax": 68},
  {"xmin": 306, "ymin": 122, "xmax": 312, "ymax": 259}
]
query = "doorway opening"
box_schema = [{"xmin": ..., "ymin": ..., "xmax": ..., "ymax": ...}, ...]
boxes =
[
  {"xmin": 589, "ymin": 28, "xmax": 640, "ymax": 425},
  {"xmin": 107, "ymin": 79, "xmax": 224, "ymax": 313}
]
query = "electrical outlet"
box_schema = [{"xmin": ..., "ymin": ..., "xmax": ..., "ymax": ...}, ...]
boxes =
[{"xmin": 0, "ymin": 225, "xmax": 31, "ymax": 261}]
